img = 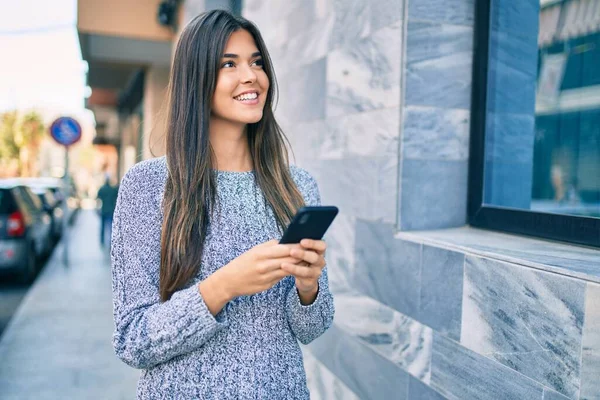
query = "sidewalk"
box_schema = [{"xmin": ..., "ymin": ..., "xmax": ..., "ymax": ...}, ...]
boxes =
[{"xmin": 0, "ymin": 210, "xmax": 139, "ymax": 400}]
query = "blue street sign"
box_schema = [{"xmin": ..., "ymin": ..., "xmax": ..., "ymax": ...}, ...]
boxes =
[{"xmin": 49, "ymin": 117, "xmax": 82, "ymax": 147}]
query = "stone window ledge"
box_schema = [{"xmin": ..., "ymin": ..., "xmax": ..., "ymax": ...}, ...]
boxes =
[{"xmin": 395, "ymin": 226, "xmax": 600, "ymax": 283}]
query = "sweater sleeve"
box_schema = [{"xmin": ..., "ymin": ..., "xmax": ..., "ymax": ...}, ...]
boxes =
[
  {"xmin": 110, "ymin": 164, "xmax": 228, "ymax": 370},
  {"xmin": 285, "ymin": 167, "xmax": 335, "ymax": 344}
]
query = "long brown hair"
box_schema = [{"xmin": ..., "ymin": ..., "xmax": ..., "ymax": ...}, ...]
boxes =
[{"xmin": 160, "ymin": 10, "xmax": 304, "ymax": 301}]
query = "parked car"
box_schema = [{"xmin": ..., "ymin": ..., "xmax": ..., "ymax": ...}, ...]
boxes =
[
  {"xmin": 18, "ymin": 177, "xmax": 78, "ymax": 226},
  {"xmin": 29, "ymin": 186, "xmax": 64, "ymax": 241},
  {"xmin": 0, "ymin": 181, "xmax": 53, "ymax": 283}
]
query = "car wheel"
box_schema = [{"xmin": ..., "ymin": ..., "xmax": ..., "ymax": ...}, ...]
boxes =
[{"xmin": 17, "ymin": 247, "xmax": 37, "ymax": 284}]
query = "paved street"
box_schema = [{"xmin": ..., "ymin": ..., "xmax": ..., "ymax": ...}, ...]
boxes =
[{"xmin": 0, "ymin": 210, "xmax": 139, "ymax": 400}]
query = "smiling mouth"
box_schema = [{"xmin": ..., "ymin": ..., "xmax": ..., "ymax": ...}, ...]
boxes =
[{"xmin": 234, "ymin": 92, "xmax": 259, "ymax": 101}]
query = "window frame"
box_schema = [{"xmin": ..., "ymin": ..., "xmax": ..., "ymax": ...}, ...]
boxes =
[{"xmin": 468, "ymin": 0, "xmax": 600, "ymax": 248}]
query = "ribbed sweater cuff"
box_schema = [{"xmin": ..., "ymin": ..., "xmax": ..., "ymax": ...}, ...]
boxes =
[
  {"xmin": 173, "ymin": 285, "xmax": 229, "ymax": 330},
  {"xmin": 287, "ymin": 284, "xmax": 323, "ymax": 313}
]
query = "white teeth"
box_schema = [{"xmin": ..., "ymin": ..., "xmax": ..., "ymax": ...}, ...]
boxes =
[{"xmin": 235, "ymin": 92, "xmax": 258, "ymax": 101}]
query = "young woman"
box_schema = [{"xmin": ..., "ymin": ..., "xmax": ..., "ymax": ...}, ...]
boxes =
[{"xmin": 110, "ymin": 9, "xmax": 334, "ymax": 399}]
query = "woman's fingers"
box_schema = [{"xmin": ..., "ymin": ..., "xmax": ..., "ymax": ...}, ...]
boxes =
[
  {"xmin": 259, "ymin": 256, "xmax": 301, "ymax": 273},
  {"xmin": 260, "ymin": 244, "xmax": 297, "ymax": 259},
  {"xmin": 281, "ymin": 263, "xmax": 321, "ymax": 279},
  {"xmin": 268, "ymin": 268, "xmax": 292, "ymax": 280},
  {"xmin": 290, "ymin": 248, "xmax": 322, "ymax": 266},
  {"xmin": 300, "ymin": 239, "xmax": 327, "ymax": 254}
]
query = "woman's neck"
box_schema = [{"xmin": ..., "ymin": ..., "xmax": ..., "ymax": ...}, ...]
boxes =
[{"xmin": 209, "ymin": 118, "xmax": 253, "ymax": 172}]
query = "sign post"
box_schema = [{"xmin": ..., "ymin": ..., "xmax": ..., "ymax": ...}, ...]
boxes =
[{"xmin": 49, "ymin": 117, "xmax": 82, "ymax": 267}]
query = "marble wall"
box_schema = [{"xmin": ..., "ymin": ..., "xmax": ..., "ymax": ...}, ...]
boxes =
[
  {"xmin": 398, "ymin": 0, "xmax": 474, "ymax": 231},
  {"xmin": 179, "ymin": 0, "xmax": 600, "ymax": 399}
]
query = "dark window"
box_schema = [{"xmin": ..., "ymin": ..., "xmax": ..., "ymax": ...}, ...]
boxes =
[{"xmin": 469, "ymin": 0, "xmax": 600, "ymax": 248}]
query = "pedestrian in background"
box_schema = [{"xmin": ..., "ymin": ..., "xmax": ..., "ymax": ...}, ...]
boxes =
[
  {"xmin": 96, "ymin": 175, "xmax": 119, "ymax": 247},
  {"xmin": 110, "ymin": 10, "xmax": 334, "ymax": 399}
]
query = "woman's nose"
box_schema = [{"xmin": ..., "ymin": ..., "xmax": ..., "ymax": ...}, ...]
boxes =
[{"xmin": 239, "ymin": 64, "xmax": 257, "ymax": 84}]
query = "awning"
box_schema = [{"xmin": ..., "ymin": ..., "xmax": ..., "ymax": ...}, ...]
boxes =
[{"xmin": 539, "ymin": 0, "xmax": 600, "ymax": 47}]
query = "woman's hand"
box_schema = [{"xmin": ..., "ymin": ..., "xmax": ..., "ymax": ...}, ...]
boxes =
[
  {"xmin": 215, "ymin": 239, "xmax": 300, "ymax": 299},
  {"xmin": 281, "ymin": 239, "xmax": 327, "ymax": 304}
]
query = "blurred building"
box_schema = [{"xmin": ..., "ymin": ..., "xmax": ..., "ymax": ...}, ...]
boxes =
[
  {"xmin": 77, "ymin": 0, "xmax": 600, "ymax": 399},
  {"xmin": 77, "ymin": 0, "xmax": 173, "ymax": 179},
  {"xmin": 77, "ymin": 0, "xmax": 243, "ymax": 179}
]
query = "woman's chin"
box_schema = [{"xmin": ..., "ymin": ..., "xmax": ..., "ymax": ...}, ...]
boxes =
[{"xmin": 240, "ymin": 112, "xmax": 264, "ymax": 125}]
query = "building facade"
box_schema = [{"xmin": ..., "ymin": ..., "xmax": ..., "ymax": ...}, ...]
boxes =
[
  {"xmin": 77, "ymin": 0, "xmax": 173, "ymax": 179},
  {"xmin": 230, "ymin": 0, "xmax": 599, "ymax": 399},
  {"xmin": 79, "ymin": 0, "xmax": 600, "ymax": 398}
]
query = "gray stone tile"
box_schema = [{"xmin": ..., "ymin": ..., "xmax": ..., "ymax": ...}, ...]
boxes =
[
  {"xmin": 334, "ymin": 291, "xmax": 432, "ymax": 382},
  {"xmin": 182, "ymin": 0, "xmax": 208, "ymax": 26},
  {"xmin": 311, "ymin": 159, "xmax": 366, "ymax": 209},
  {"xmin": 461, "ymin": 256, "xmax": 586, "ymax": 398},
  {"xmin": 369, "ymin": 0, "xmax": 404, "ymax": 29},
  {"xmin": 283, "ymin": 0, "xmax": 317, "ymax": 34},
  {"xmin": 328, "ymin": 0, "xmax": 371, "ymax": 50},
  {"xmin": 483, "ymin": 160, "xmax": 533, "ymax": 209},
  {"xmin": 280, "ymin": 14, "xmax": 335, "ymax": 68},
  {"xmin": 243, "ymin": 0, "xmax": 304, "ymax": 33},
  {"xmin": 543, "ymin": 388, "xmax": 571, "ymax": 400},
  {"xmin": 354, "ymin": 221, "xmax": 422, "ymax": 320},
  {"xmin": 309, "ymin": 324, "xmax": 410, "ymax": 400},
  {"xmin": 315, "ymin": 107, "xmax": 399, "ymax": 160},
  {"xmin": 487, "ymin": 30, "xmax": 537, "ymax": 115},
  {"xmin": 327, "ymin": 23, "xmax": 402, "ymax": 117},
  {"xmin": 302, "ymin": 348, "xmax": 360, "ymax": 400},
  {"xmin": 419, "ymin": 246, "xmax": 464, "ymax": 341},
  {"xmin": 376, "ymin": 155, "xmax": 399, "ymax": 225},
  {"xmin": 398, "ymin": 159, "xmax": 468, "ymax": 231},
  {"xmin": 285, "ymin": 119, "xmax": 329, "ymax": 165},
  {"xmin": 278, "ymin": 58, "xmax": 327, "ymax": 122},
  {"xmin": 402, "ymin": 106, "xmax": 470, "ymax": 161},
  {"xmin": 322, "ymin": 213, "xmax": 357, "ymax": 294},
  {"xmin": 485, "ymin": 112, "xmax": 535, "ymax": 164},
  {"xmin": 408, "ymin": 0, "xmax": 474, "ymax": 26},
  {"xmin": 398, "ymin": 226, "xmax": 600, "ymax": 284},
  {"xmin": 405, "ymin": 22, "xmax": 473, "ymax": 109},
  {"xmin": 313, "ymin": 0, "xmax": 334, "ymax": 18},
  {"xmin": 581, "ymin": 282, "xmax": 600, "ymax": 400},
  {"xmin": 491, "ymin": 0, "xmax": 539, "ymax": 39},
  {"xmin": 205, "ymin": 0, "xmax": 234, "ymax": 12},
  {"xmin": 431, "ymin": 332, "xmax": 545, "ymax": 400},
  {"xmin": 317, "ymin": 157, "xmax": 397, "ymax": 224},
  {"xmin": 330, "ymin": 107, "xmax": 400, "ymax": 159},
  {"xmin": 408, "ymin": 375, "xmax": 447, "ymax": 400}
]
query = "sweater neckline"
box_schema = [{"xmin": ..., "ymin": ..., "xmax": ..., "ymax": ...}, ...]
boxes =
[{"xmin": 213, "ymin": 169, "xmax": 254, "ymax": 176}]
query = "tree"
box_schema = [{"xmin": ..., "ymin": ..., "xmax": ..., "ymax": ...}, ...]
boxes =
[
  {"xmin": 0, "ymin": 111, "xmax": 20, "ymax": 177},
  {"xmin": 17, "ymin": 111, "xmax": 45, "ymax": 177},
  {"xmin": 0, "ymin": 110, "xmax": 46, "ymax": 177},
  {"xmin": 0, "ymin": 111, "xmax": 19, "ymax": 160}
]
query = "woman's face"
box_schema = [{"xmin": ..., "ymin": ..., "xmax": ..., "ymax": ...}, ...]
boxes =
[{"xmin": 211, "ymin": 29, "xmax": 270, "ymax": 127}]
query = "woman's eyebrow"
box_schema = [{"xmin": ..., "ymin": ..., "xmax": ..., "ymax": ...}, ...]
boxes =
[{"xmin": 222, "ymin": 51, "xmax": 262, "ymax": 58}]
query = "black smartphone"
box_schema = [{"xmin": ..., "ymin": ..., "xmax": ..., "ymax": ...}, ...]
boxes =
[{"xmin": 279, "ymin": 206, "xmax": 339, "ymax": 244}]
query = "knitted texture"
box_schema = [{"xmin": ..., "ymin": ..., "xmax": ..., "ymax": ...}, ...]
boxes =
[{"xmin": 110, "ymin": 156, "xmax": 334, "ymax": 399}]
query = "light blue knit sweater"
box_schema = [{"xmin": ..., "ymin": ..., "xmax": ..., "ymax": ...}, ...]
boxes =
[{"xmin": 110, "ymin": 156, "xmax": 334, "ymax": 399}]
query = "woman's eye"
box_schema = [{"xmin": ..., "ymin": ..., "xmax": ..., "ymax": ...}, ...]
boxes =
[
  {"xmin": 222, "ymin": 61, "xmax": 235, "ymax": 68},
  {"xmin": 252, "ymin": 59, "xmax": 264, "ymax": 67}
]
